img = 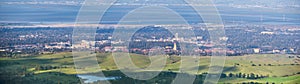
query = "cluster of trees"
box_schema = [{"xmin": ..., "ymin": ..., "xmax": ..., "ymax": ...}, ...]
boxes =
[
  {"xmin": 251, "ymin": 63, "xmax": 272, "ymax": 66},
  {"xmin": 102, "ymin": 70, "xmax": 204, "ymax": 84},
  {"xmin": 225, "ymin": 72, "xmax": 267, "ymax": 79},
  {"xmin": 251, "ymin": 63, "xmax": 299, "ymax": 66},
  {"xmin": 0, "ymin": 48, "xmax": 42, "ymax": 58},
  {"xmin": 0, "ymin": 59, "xmax": 79, "ymax": 84},
  {"xmin": 236, "ymin": 82, "xmax": 276, "ymax": 84},
  {"xmin": 37, "ymin": 65, "xmax": 69, "ymax": 70},
  {"xmin": 234, "ymin": 62, "xmax": 300, "ymax": 67},
  {"xmin": 0, "ymin": 50, "xmax": 20, "ymax": 58},
  {"xmin": 201, "ymin": 72, "xmax": 267, "ymax": 79},
  {"xmin": 0, "ymin": 72, "xmax": 80, "ymax": 84}
]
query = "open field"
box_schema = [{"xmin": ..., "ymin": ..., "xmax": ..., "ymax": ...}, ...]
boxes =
[{"xmin": 1, "ymin": 52, "xmax": 300, "ymax": 83}]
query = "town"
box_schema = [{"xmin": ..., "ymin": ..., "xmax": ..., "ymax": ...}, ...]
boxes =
[{"xmin": 0, "ymin": 23, "xmax": 300, "ymax": 57}]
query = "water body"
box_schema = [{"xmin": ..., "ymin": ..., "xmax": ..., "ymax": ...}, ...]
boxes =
[
  {"xmin": 77, "ymin": 75, "xmax": 121, "ymax": 83},
  {"xmin": 0, "ymin": 4, "xmax": 299, "ymax": 25}
]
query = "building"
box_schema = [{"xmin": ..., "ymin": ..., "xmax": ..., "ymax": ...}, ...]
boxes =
[{"xmin": 253, "ymin": 48, "xmax": 261, "ymax": 53}]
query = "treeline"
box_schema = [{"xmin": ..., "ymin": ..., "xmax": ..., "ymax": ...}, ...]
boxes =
[
  {"xmin": 37, "ymin": 65, "xmax": 70, "ymax": 70},
  {"xmin": 231, "ymin": 81, "xmax": 276, "ymax": 84},
  {"xmin": 222, "ymin": 72, "xmax": 267, "ymax": 79},
  {"xmin": 200, "ymin": 72, "xmax": 268, "ymax": 80},
  {"xmin": 251, "ymin": 63, "xmax": 300, "ymax": 66},
  {"xmin": 0, "ymin": 72, "xmax": 80, "ymax": 84},
  {"xmin": 233, "ymin": 62, "xmax": 300, "ymax": 67},
  {"xmin": 0, "ymin": 58, "xmax": 79, "ymax": 84}
]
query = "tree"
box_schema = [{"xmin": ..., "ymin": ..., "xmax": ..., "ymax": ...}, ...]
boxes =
[
  {"xmin": 242, "ymin": 73, "xmax": 246, "ymax": 78},
  {"xmin": 247, "ymin": 74, "xmax": 250, "ymax": 79},
  {"xmin": 238, "ymin": 72, "xmax": 242, "ymax": 78},
  {"xmin": 228, "ymin": 73, "xmax": 234, "ymax": 77},
  {"xmin": 249, "ymin": 73, "xmax": 256, "ymax": 79},
  {"xmin": 220, "ymin": 73, "xmax": 227, "ymax": 78}
]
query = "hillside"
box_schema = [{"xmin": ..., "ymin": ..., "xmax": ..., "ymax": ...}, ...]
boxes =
[{"xmin": 1, "ymin": 52, "xmax": 299, "ymax": 83}]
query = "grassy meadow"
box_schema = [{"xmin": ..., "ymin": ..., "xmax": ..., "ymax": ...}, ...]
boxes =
[{"xmin": 0, "ymin": 52, "xmax": 299, "ymax": 84}]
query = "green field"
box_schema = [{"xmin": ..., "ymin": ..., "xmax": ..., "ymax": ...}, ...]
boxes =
[{"xmin": 1, "ymin": 52, "xmax": 299, "ymax": 84}]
